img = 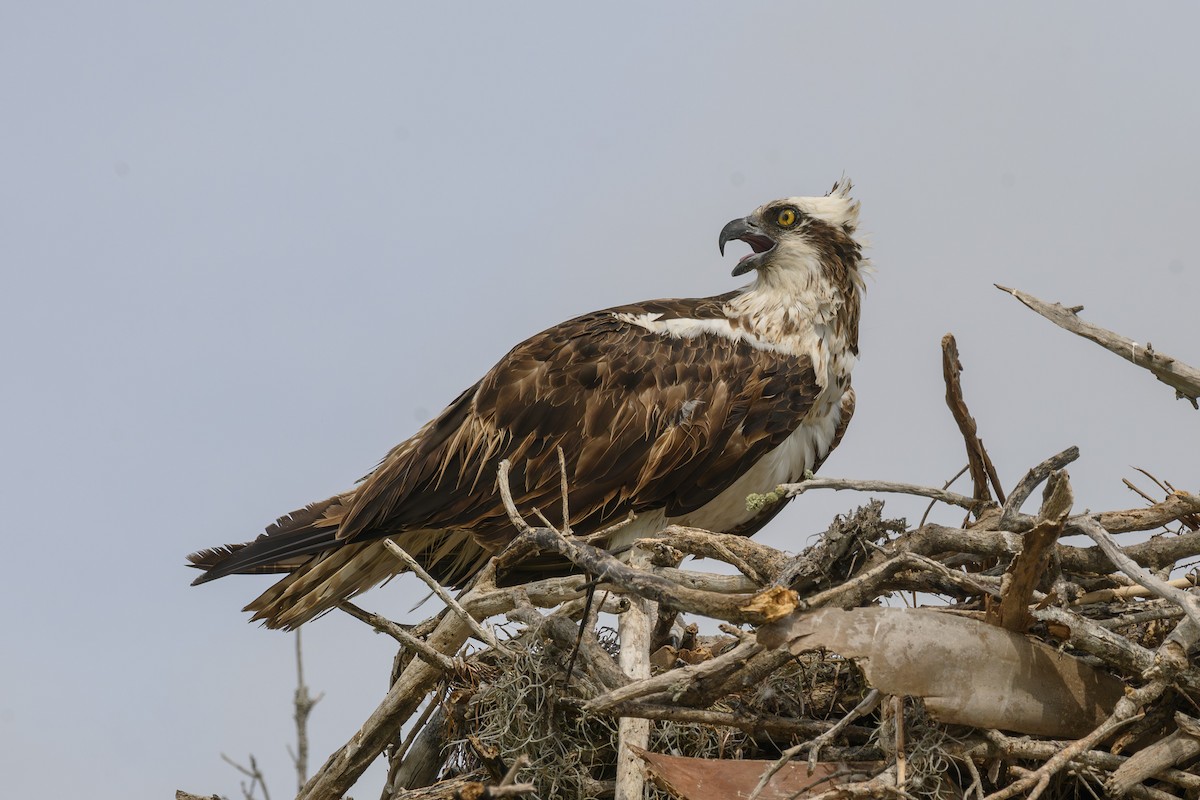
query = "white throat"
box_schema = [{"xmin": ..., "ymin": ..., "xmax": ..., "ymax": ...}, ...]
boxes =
[{"xmin": 723, "ymin": 243, "xmax": 858, "ymax": 391}]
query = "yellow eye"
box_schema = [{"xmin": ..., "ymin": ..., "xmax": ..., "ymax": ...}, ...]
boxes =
[{"xmin": 776, "ymin": 208, "xmax": 797, "ymax": 227}]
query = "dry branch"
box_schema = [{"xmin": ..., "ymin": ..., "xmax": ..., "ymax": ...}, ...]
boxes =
[
  {"xmin": 289, "ymin": 630, "xmax": 323, "ymax": 793},
  {"xmin": 340, "ymin": 601, "xmax": 463, "ymax": 674},
  {"xmin": 384, "ymin": 540, "xmax": 509, "ymax": 654},
  {"xmin": 979, "ymin": 680, "xmax": 1165, "ymax": 800},
  {"xmin": 970, "ymin": 732, "xmax": 1200, "ymax": 793},
  {"xmin": 292, "ymin": 463, "xmax": 1200, "ymax": 800},
  {"xmin": 999, "ymin": 446, "xmax": 1080, "ymax": 527},
  {"xmin": 747, "ymin": 689, "xmax": 882, "ymax": 800},
  {"xmin": 1109, "ymin": 725, "xmax": 1200, "ymax": 797},
  {"xmin": 298, "ymin": 563, "xmax": 503, "ymax": 800},
  {"xmin": 1074, "ymin": 516, "xmax": 1200, "ymax": 631},
  {"xmin": 991, "ymin": 469, "xmax": 1071, "ymax": 631},
  {"xmin": 655, "ymin": 525, "xmax": 790, "ymax": 584},
  {"xmin": 615, "ymin": 546, "xmax": 656, "ymax": 800},
  {"xmin": 863, "ymin": 516, "xmax": 1200, "ymax": 577},
  {"xmin": 776, "ymin": 476, "xmax": 989, "ymax": 514},
  {"xmin": 559, "ymin": 697, "xmax": 878, "ymax": 742},
  {"xmin": 942, "ymin": 333, "xmax": 1005, "ymax": 504},
  {"xmin": 997, "ymin": 284, "xmax": 1200, "ymax": 408}
]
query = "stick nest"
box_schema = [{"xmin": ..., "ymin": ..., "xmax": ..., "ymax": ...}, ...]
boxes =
[{"xmin": 290, "ymin": 308, "xmax": 1200, "ymax": 800}]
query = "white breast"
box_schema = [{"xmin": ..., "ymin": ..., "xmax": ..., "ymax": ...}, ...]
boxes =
[
  {"xmin": 669, "ymin": 403, "xmax": 842, "ymax": 533},
  {"xmin": 607, "ymin": 397, "xmax": 844, "ymax": 550}
]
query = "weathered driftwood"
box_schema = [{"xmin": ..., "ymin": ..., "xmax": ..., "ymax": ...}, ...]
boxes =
[
  {"xmin": 997, "ymin": 284, "xmax": 1200, "ymax": 408},
  {"xmin": 990, "ymin": 469, "xmax": 1070, "ymax": 631},
  {"xmin": 777, "ymin": 476, "xmax": 988, "ymax": 514},
  {"xmin": 1074, "ymin": 515, "xmax": 1200, "ymax": 631},
  {"xmin": 942, "ymin": 332, "xmax": 1006, "ymax": 504},
  {"xmin": 1109, "ymin": 724, "xmax": 1200, "ymax": 798},
  {"xmin": 614, "ymin": 546, "xmax": 656, "ymax": 800}
]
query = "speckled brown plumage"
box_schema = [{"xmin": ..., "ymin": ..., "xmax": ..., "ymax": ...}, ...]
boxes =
[{"xmin": 189, "ymin": 183, "xmax": 868, "ymax": 628}]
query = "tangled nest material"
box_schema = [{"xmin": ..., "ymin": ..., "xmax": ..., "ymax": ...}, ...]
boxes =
[
  {"xmin": 444, "ymin": 622, "xmax": 876, "ymax": 799},
  {"xmin": 372, "ymin": 473, "xmax": 1200, "ymax": 800}
]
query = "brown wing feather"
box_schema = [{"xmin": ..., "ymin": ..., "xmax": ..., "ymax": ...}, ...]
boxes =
[
  {"xmin": 722, "ymin": 384, "xmax": 855, "ymax": 540},
  {"xmin": 337, "ymin": 301, "xmax": 820, "ymax": 552},
  {"xmin": 189, "ymin": 294, "xmax": 826, "ymax": 626}
]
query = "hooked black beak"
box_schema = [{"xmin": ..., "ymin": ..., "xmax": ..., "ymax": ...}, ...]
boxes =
[{"xmin": 719, "ymin": 217, "xmax": 777, "ymax": 276}]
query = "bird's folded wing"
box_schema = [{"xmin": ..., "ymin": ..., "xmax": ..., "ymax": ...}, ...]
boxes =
[{"xmin": 337, "ymin": 301, "xmax": 824, "ymax": 551}]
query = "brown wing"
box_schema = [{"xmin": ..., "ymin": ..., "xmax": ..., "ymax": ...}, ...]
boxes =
[
  {"xmin": 720, "ymin": 383, "xmax": 855, "ymax": 540},
  {"xmin": 337, "ymin": 302, "xmax": 823, "ymax": 552},
  {"xmin": 187, "ymin": 296, "xmax": 826, "ymax": 627}
]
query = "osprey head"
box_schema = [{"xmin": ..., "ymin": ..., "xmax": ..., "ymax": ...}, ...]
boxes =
[{"xmin": 719, "ymin": 179, "xmax": 862, "ymax": 277}]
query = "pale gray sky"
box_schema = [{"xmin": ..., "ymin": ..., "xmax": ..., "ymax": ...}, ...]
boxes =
[{"xmin": 3, "ymin": 4, "xmax": 1198, "ymax": 797}]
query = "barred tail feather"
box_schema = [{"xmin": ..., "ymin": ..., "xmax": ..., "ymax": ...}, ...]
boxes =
[
  {"xmin": 191, "ymin": 525, "xmax": 492, "ymax": 629},
  {"xmin": 187, "ymin": 527, "xmax": 341, "ymax": 585},
  {"xmin": 243, "ymin": 539, "xmax": 400, "ymax": 629}
]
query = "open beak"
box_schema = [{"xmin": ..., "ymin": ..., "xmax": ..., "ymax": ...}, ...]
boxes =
[{"xmin": 719, "ymin": 217, "xmax": 777, "ymax": 276}]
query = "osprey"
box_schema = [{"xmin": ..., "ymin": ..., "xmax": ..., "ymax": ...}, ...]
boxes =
[{"xmin": 190, "ymin": 181, "xmax": 867, "ymax": 629}]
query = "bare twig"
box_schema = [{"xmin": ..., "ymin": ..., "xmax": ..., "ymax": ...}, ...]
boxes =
[
  {"xmin": 1124, "ymin": 477, "xmax": 1160, "ymax": 506},
  {"xmin": 979, "ymin": 680, "xmax": 1165, "ymax": 800},
  {"xmin": 557, "ymin": 447, "xmax": 572, "ymax": 534},
  {"xmin": 778, "ymin": 476, "xmax": 988, "ymax": 513},
  {"xmin": 287, "ymin": 629, "xmax": 323, "ymax": 794},
  {"xmin": 558, "ymin": 696, "xmax": 878, "ymax": 742},
  {"xmin": 509, "ymin": 530, "xmax": 771, "ymax": 623},
  {"xmin": 338, "ymin": 601, "xmax": 462, "ymax": 673},
  {"xmin": 747, "ymin": 688, "xmax": 882, "ymax": 800},
  {"xmin": 991, "ymin": 470, "xmax": 1072, "ymax": 631},
  {"xmin": 220, "ymin": 753, "xmax": 271, "ymax": 800},
  {"xmin": 297, "ymin": 562, "xmax": 500, "ymax": 800},
  {"xmin": 585, "ymin": 639, "xmax": 761, "ymax": 712},
  {"xmin": 997, "ymin": 284, "xmax": 1200, "ymax": 408},
  {"xmin": 1095, "ymin": 602, "xmax": 1185, "ymax": 629},
  {"xmin": 1074, "ymin": 516, "xmax": 1200, "ymax": 631},
  {"xmin": 968, "ymin": 732, "xmax": 1200, "ymax": 792},
  {"xmin": 383, "ymin": 539, "xmax": 509, "ymax": 654},
  {"xmin": 1075, "ymin": 575, "xmax": 1198, "ymax": 606},
  {"xmin": 918, "ymin": 464, "xmax": 970, "ymax": 529},
  {"xmin": 999, "ymin": 446, "xmax": 1080, "ymax": 528},
  {"xmin": 1134, "ymin": 467, "xmax": 1175, "ymax": 498},
  {"xmin": 942, "ymin": 334, "xmax": 1006, "ymax": 504}
]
